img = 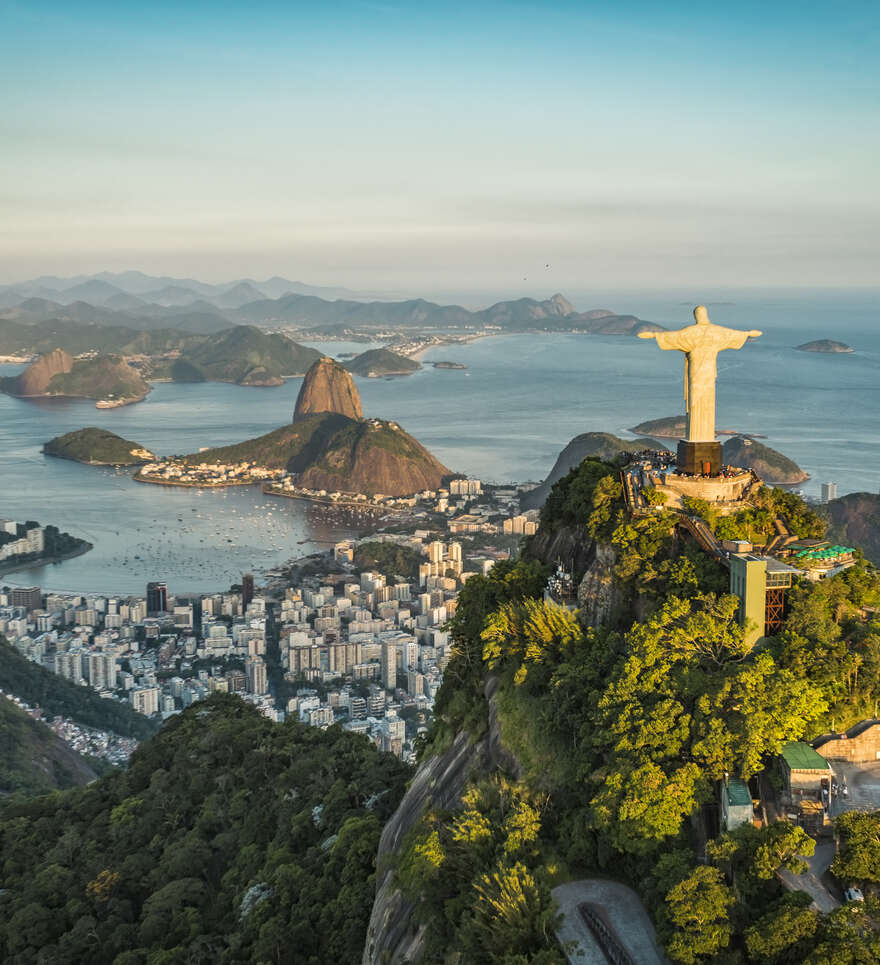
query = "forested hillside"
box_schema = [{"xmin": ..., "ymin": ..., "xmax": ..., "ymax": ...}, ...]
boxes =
[
  {"xmin": 0, "ymin": 636, "xmax": 157, "ymax": 740},
  {"xmin": 0, "ymin": 694, "xmax": 410, "ymax": 964},
  {"xmin": 390, "ymin": 458, "xmax": 880, "ymax": 963}
]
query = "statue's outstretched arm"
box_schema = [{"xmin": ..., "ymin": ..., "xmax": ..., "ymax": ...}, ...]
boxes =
[
  {"xmin": 637, "ymin": 331, "xmax": 657, "ymax": 339},
  {"xmin": 747, "ymin": 330, "xmax": 762, "ymax": 337}
]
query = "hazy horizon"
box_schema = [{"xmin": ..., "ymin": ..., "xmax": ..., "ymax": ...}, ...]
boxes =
[{"xmin": 3, "ymin": 1, "xmax": 879, "ymax": 290}]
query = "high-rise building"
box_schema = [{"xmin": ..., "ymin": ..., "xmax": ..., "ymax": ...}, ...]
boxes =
[
  {"xmin": 821, "ymin": 482, "xmax": 838, "ymax": 503},
  {"xmin": 242, "ymin": 573, "xmax": 255, "ymax": 610},
  {"xmin": 381, "ymin": 640, "xmax": 397, "ymax": 690},
  {"xmin": 130, "ymin": 686, "xmax": 160, "ymax": 715},
  {"xmin": 11, "ymin": 586, "xmax": 42, "ymax": 611},
  {"xmin": 246, "ymin": 655, "xmax": 268, "ymax": 695},
  {"xmin": 146, "ymin": 582, "xmax": 168, "ymax": 615}
]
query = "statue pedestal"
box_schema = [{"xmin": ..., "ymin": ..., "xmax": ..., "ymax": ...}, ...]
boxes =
[{"xmin": 677, "ymin": 440, "xmax": 722, "ymax": 476}]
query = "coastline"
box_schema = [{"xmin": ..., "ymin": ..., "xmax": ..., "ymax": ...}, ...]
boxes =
[
  {"xmin": 262, "ymin": 484, "xmax": 407, "ymax": 514},
  {"xmin": 0, "ymin": 540, "xmax": 94, "ymax": 578},
  {"xmin": 133, "ymin": 473, "xmax": 258, "ymax": 489}
]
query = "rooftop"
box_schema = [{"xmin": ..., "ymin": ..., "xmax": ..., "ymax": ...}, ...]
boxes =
[
  {"xmin": 725, "ymin": 776, "xmax": 752, "ymax": 807},
  {"xmin": 795, "ymin": 545, "xmax": 854, "ymax": 561},
  {"xmin": 781, "ymin": 741, "xmax": 829, "ymax": 771}
]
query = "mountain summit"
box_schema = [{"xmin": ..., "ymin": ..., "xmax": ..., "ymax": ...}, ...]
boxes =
[{"xmin": 293, "ymin": 356, "xmax": 363, "ymax": 423}]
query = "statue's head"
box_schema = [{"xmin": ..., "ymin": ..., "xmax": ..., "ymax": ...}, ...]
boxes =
[{"xmin": 694, "ymin": 305, "xmax": 710, "ymax": 325}]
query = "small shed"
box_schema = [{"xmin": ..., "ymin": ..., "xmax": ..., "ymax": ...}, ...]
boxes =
[
  {"xmin": 721, "ymin": 776, "xmax": 753, "ymax": 831},
  {"xmin": 780, "ymin": 741, "xmax": 830, "ymax": 798}
]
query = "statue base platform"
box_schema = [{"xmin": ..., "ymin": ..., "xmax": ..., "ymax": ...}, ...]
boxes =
[{"xmin": 677, "ymin": 440, "xmax": 722, "ymax": 476}]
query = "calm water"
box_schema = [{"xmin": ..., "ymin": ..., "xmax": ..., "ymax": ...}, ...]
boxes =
[{"xmin": 1, "ymin": 291, "xmax": 878, "ymax": 594}]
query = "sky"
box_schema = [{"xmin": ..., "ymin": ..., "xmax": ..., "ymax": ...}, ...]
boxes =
[{"xmin": 1, "ymin": 0, "xmax": 878, "ymax": 293}]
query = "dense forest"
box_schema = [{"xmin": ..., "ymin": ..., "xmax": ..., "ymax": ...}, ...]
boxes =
[
  {"xmin": 0, "ymin": 694, "xmax": 410, "ymax": 964},
  {"xmin": 0, "ymin": 636, "xmax": 157, "ymax": 740},
  {"xmin": 402, "ymin": 459, "xmax": 880, "ymax": 963}
]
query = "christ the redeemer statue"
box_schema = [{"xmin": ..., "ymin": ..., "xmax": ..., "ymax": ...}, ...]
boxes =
[{"xmin": 639, "ymin": 305, "xmax": 762, "ymax": 443}]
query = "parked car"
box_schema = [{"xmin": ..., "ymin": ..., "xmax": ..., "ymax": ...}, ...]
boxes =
[{"xmin": 844, "ymin": 886, "xmax": 865, "ymax": 903}]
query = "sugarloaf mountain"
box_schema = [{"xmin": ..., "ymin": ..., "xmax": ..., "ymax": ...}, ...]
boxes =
[{"xmin": 173, "ymin": 356, "xmax": 450, "ymax": 496}]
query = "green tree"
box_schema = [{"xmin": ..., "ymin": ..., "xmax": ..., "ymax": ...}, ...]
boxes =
[
  {"xmin": 832, "ymin": 810, "xmax": 880, "ymax": 883},
  {"xmin": 664, "ymin": 866, "xmax": 734, "ymax": 963},
  {"xmin": 744, "ymin": 893, "xmax": 819, "ymax": 963}
]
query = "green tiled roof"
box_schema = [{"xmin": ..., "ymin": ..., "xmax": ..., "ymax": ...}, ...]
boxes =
[
  {"xmin": 726, "ymin": 777, "xmax": 752, "ymax": 807},
  {"xmin": 781, "ymin": 741, "xmax": 828, "ymax": 771}
]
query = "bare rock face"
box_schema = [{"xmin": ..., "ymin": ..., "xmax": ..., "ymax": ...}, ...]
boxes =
[
  {"xmin": 293, "ymin": 356, "xmax": 363, "ymax": 423},
  {"xmin": 15, "ymin": 348, "xmax": 73, "ymax": 396},
  {"xmin": 577, "ymin": 541, "xmax": 620, "ymax": 627},
  {"xmin": 362, "ymin": 678, "xmax": 522, "ymax": 965}
]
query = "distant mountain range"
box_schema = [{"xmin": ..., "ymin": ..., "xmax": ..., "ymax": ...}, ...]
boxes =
[{"xmin": 0, "ymin": 272, "xmax": 664, "ymax": 345}]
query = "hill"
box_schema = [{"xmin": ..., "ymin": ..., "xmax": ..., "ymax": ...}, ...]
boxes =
[
  {"xmin": 0, "ymin": 317, "xmax": 206, "ymax": 357},
  {"xmin": 362, "ymin": 459, "xmax": 880, "ymax": 964},
  {"xmin": 520, "ymin": 432, "xmax": 660, "ymax": 509},
  {"xmin": 177, "ymin": 413, "xmax": 351, "ymax": 471},
  {"xmin": 0, "ymin": 635, "xmax": 157, "ymax": 740},
  {"xmin": 826, "ymin": 492, "xmax": 880, "ymax": 564},
  {"xmin": 293, "ymin": 356, "xmax": 363, "ymax": 422},
  {"xmin": 292, "ymin": 417, "xmax": 450, "ymax": 496},
  {"xmin": 0, "ymin": 696, "xmax": 97, "ymax": 796},
  {"xmin": 1, "ymin": 352, "xmax": 149, "ymax": 403},
  {"xmin": 797, "ymin": 339, "xmax": 853, "ymax": 353},
  {"xmin": 233, "ymin": 289, "xmax": 662, "ymax": 334},
  {"xmin": 721, "ymin": 435, "xmax": 808, "ymax": 484},
  {"xmin": 0, "ymin": 694, "xmax": 409, "ymax": 964},
  {"xmin": 5, "ymin": 347, "xmax": 73, "ymax": 394},
  {"xmin": 177, "ymin": 411, "xmax": 450, "ymax": 496},
  {"xmin": 344, "ymin": 348, "xmax": 420, "ymax": 377},
  {"xmin": 44, "ymin": 427, "xmax": 156, "ymax": 465},
  {"xmin": 172, "ymin": 325, "xmax": 321, "ymax": 385}
]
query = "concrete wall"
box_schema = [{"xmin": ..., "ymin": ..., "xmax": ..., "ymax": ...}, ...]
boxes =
[{"xmin": 815, "ymin": 722, "xmax": 880, "ymax": 764}]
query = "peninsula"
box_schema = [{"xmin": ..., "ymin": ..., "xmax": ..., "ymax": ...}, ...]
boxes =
[
  {"xmin": 44, "ymin": 428, "xmax": 157, "ymax": 466},
  {"xmin": 0, "ymin": 349, "xmax": 150, "ymax": 406},
  {"xmin": 137, "ymin": 357, "xmax": 450, "ymax": 496},
  {"xmin": 0, "ymin": 520, "xmax": 92, "ymax": 577},
  {"xmin": 796, "ymin": 339, "xmax": 854, "ymax": 354}
]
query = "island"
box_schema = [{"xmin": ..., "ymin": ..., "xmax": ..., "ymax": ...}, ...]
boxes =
[
  {"xmin": 796, "ymin": 339, "xmax": 854, "ymax": 354},
  {"xmin": 0, "ymin": 349, "xmax": 150, "ymax": 406},
  {"xmin": 343, "ymin": 348, "xmax": 420, "ymax": 378},
  {"xmin": 44, "ymin": 428, "xmax": 157, "ymax": 466},
  {"xmin": 628, "ymin": 414, "xmax": 688, "ymax": 438},
  {"xmin": 432, "ymin": 360, "xmax": 467, "ymax": 370},
  {"xmin": 0, "ymin": 520, "xmax": 92, "ymax": 576}
]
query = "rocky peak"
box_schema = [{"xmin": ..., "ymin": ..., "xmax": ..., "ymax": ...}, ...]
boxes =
[
  {"xmin": 292, "ymin": 356, "xmax": 363, "ymax": 423},
  {"xmin": 548, "ymin": 293, "xmax": 575, "ymax": 316},
  {"xmin": 15, "ymin": 348, "xmax": 74, "ymax": 396}
]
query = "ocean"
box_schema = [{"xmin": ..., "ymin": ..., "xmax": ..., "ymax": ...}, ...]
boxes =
[{"xmin": 0, "ymin": 289, "xmax": 877, "ymax": 594}]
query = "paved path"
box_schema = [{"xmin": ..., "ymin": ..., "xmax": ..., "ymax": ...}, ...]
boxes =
[
  {"xmin": 827, "ymin": 761, "xmax": 880, "ymax": 816},
  {"xmin": 552, "ymin": 880, "xmax": 667, "ymax": 965},
  {"xmin": 778, "ymin": 840, "xmax": 840, "ymax": 913}
]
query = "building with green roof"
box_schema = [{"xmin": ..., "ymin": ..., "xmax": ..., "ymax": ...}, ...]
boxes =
[
  {"xmin": 721, "ymin": 776, "xmax": 754, "ymax": 831},
  {"xmin": 779, "ymin": 740, "xmax": 830, "ymax": 799}
]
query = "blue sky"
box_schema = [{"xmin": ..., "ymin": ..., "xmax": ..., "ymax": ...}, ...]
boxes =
[{"xmin": 1, "ymin": 0, "xmax": 878, "ymax": 291}]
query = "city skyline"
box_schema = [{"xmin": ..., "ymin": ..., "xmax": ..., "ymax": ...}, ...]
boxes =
[{"xmin": 3, "ymin": 0, "xmax": 878, "ymax": 290}]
